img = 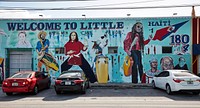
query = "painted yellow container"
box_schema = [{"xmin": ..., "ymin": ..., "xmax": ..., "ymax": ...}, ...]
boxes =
[{"xmin": 95, "ymin": 56, "xmax": 109, "ymax": 83}]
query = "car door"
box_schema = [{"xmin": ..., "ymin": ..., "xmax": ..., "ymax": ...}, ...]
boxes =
[
  {"xmin": 41, "ymin": 73, "xmax": 49, "ymax": 88},
  {"xmin": 159, "ymin": 71, "xmax": 170, "ymax": 89},
  {"xmin": 155, "ymin": 72, "xmax": 165, "ymax": 89},
  {"xmin": 35, "ymin": 72, "xmax": 44, "ymax": 90}
]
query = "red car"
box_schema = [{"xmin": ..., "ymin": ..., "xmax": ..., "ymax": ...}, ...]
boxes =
[{"xmin": 2, "ymin": 71, "xmax": 51, "ymax": 96}]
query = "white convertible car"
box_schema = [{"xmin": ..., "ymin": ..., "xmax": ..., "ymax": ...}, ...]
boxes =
[{"xmin": 152, "ymin": 70, "xmax": 200, "ymax": 95}]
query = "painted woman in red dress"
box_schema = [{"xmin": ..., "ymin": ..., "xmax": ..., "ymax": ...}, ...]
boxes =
[{"xmin": 61, "ymin": 31, "xmax": 97, "ymax": 83}]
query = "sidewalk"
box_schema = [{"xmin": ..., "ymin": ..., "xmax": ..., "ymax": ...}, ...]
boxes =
[{"xmin": 90, "ymin": 83, "xmax": 152, "ymax": 89}]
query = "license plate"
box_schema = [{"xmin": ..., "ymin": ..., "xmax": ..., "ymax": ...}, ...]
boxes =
[
  {"xmin": 65, "ymin": 81, "xmax": 71, "ymax": 85},
  {"xmin": 187, "ymin": 81, "xmax": 193, "ymax": 84},
  {"xmin": 12, "ymin": 82, "xmax": 18, "ymax": 86}
]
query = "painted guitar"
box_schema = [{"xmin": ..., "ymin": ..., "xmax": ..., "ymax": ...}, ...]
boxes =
[{"xmin": 123, "ymin": 56, "xmax": 134, "ymax": 77}]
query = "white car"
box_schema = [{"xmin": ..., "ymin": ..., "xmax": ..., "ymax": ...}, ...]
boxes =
[{"xmin": 152, "ymin": 70, "xmax": 200, "ymax": 95}]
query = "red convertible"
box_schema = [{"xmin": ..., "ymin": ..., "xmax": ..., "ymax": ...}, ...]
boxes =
[{"xmin": 2, "ymin": 71, "xmax": 51, "ymax": 96}]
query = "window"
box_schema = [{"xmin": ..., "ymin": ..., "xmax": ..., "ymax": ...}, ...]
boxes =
[
  {"xmin": 108, "ymin": 46, "xmax": 118, "ymax": 54},
  {"xmin": 157, "ymin": 71, "xmax": 169, "ymax": 77},
  {"xmin": 162, "ymin": 46, "xmax": 172, "ymax": 53},
  {"xmin": 55, "ymin": 47, "xmax": 64, "ymax": 54},
  {"xmin": 11, "ymin": 72, "xmax": 32, "ymax": 78}
]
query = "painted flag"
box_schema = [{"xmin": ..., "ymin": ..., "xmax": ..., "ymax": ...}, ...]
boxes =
[{"xmin": 152, "ymin": 20, "xmax": 189, "ymax": 41}]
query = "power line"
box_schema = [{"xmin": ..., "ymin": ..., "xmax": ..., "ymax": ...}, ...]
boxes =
[
  {"xmin": 0, "ymin": 0, "xmax": 92, "ymax": 2},
  {"xmin": 0, "ymin": 4, "xmax": 199, "ymax": 10},
  {"xmin": 67, "ymin": 0, "xmax": 165, "ymax": 8}
]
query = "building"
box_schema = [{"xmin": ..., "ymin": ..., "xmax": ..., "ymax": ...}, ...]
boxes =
[{"xmin": 0, "ymin": 17, "xmax": 195, "ymax": 84}]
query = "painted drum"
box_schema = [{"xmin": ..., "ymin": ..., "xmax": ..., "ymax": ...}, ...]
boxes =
[
  {"xmin": 40, "ymin": 53, "xmax": 59, "ymax": 71},
  {"xmin": 95, "ymin": 56, "xmax": 109, "ymax": 84}
]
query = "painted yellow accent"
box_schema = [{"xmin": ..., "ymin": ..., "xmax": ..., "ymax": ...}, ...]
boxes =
[
  {"xmin": 123, "ymin": 56, "xmax": 133, "ymax": 77},
  {"xmin": 0, "ymin": 58, "xmax": 3, "ymax": 65},
  {"xmin": 95, "ymin": 57, "xmax": 108, "ymax": 84},
  {"xmin": 41, "ymin": 57, "xmax": 59, "ymax": 71}
]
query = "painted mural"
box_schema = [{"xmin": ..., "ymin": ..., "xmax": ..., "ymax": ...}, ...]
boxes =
[{"xmin": 0, "ymin": 17, "xmax": 192, "ymax": 84}]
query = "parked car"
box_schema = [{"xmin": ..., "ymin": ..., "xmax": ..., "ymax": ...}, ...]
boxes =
[
  {"xmin": 54, "ymin": 70, "xmax": 89, "ymax": 94},
  {"xmin": 2, "ymin": 71, "xmax": 51, "ymax": 96},
  {"xmin": 152, "ymin": 70, "xmax": 200, "ymax": 95}
]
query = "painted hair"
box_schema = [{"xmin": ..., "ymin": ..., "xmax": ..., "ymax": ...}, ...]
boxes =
[
  {"xmin": 160, "ymin": 56, "xmax": 173, "ymax": 64},
  {"xmin": 18, "ymin": 31, "xmax": 26, "ymax": 37},
  {"xmin": 179, "ymin": 57, "xmax": 185, "ymax": 61},
  {"xmin": 68, "ymin": 31, "xmax": 79, "ymax": 42},
  {"xmin": 131, "ymin": 22, "xmax": 144, "ymax": 51}
]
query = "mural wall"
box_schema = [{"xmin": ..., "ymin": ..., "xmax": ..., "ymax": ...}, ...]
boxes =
[{"xmin": 0, "ymin": 17, "xmax": 192, "ymax": 83}]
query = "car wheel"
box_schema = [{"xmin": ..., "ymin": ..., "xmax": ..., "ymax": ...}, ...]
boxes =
[
  {"xmin": 166, "ymin": 84, "xmax": 172, "ymax": 95},
  {"xmin": 6, "ymin": 92, "xmax": 13, "ymax": 96},
  {"xmin": 192, "ymin": 92, "xmax": 199, "ymax": 95},
  {"xmin": 32, "ymin": 86, "xmax": 39, "ymax": 95},
  {"xmin": 152, "ymin": 81, "xmax": 156, "ymax": 89}
]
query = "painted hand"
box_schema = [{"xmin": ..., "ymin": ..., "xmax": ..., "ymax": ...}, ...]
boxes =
[{"xmin": 148, "ymin": 34, "xmax": 152, "ymax": 40}]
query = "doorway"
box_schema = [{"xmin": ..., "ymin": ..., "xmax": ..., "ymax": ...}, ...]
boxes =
[{"xmin": 7, "ymin": 48, "xmax": 33, "ymax": 77}]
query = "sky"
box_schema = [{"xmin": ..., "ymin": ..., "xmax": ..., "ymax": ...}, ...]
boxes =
[{"xmin": 0, "ymin": 0, "xmax": 200, "ymax": 18}]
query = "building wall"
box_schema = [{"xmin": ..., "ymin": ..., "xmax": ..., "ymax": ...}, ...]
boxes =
[
  {"xmin": 192, "ymin": 17, "xmax": 200, "ymax": 75},
  {"xmin": 0, "ymin": 17, "xmax": 192, "ymax": 83}
]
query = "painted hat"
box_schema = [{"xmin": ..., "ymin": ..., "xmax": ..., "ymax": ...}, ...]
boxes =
[
  {"xmin": 149, "ymin": 57, "xmax": 158, "ymax": 63},
  {"xmin": 38, "ymin": 31, "xmax": 47, "ymax": 39}
]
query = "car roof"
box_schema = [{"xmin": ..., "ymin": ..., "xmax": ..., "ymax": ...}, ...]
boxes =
[
  {"xmin": 59, "ymin": 72, "xmax": 83, "ymax": 78},
  {"xmin": 62, "ymin": 70, "xmax": 83, "ymax": 73},
  {"xmin": 15, "ymin": 71, "xmax": 36, "ymax": 73},
  {"xmin": 165, "ymin": 69, "xmax": 190, "ymax": 73}
]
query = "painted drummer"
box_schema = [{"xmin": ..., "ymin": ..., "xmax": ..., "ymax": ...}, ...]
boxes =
[{"xmin": 36, "ymin": 31, "xmax": 50, "ymax": 75}]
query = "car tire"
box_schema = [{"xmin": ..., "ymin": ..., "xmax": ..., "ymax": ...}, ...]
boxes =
[
  {"xmin": 192, "ymin": 92, "xmax": 200, "ymax": 95},
  {"xmin": 6, "ymin": 92, "xmax": 13, "ymax": 96},
  {"xmin": 152, "ymin": 81, "xmax": 156, "ymax": 89},
  {"xmin": 32, "ymin": 86, "xmax": 39, "ymax": 95},
  {"xmin": 166, "ymin": 84, "xmax": 172, "ymax": 95}
]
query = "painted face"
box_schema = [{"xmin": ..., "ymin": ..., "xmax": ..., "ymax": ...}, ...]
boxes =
[
  {"xmin": 40, "ymin": 33, "xmax": 46, "ymax": 40},
  {"xmin": 179, "ymin": 58, "xmax": 186, "ymax": 67},
  {"xmin": 161, "ymin": 57, "xmax": 173, "ymax": 70},
  {"xmin": 151, "ymin": 61, "xmax": 158, "ymax": 68},
  {"xmin": 135, "ymin": 23, "xmax": 143, "ymax": 33},
  {"xmin": 71, "ymin": 32, "xmax": 76, "ymax": 41},
  {"xmin": 18, "ymin": 33, "xmax": 26, "ymax": 41}
]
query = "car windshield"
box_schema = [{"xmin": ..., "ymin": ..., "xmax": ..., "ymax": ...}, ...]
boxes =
[
  {"xmin": 11, "ymin": 72, "xmax": 32, "ymax": 78},
  {"xmin": 59, "ymin": 72, "xmax": 81, "ymax": 78},
  {"xmin": 173, "ymin": 72, "xmax": 194, "ymax": 77}
]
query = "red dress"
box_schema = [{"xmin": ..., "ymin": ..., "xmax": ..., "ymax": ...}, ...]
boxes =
[{"xmin": 64, "ymin": 41, "xmax": 87, "ymax": 65}]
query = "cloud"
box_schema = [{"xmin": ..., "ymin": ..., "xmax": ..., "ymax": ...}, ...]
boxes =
[{"xmin": 0, "ymin": 10, "xmax": 51, "ymax": 18}]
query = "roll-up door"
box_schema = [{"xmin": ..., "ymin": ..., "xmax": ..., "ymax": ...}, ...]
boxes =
[{"xmin": 8, "ymin": 49, "xmax": 32, "ymax": 76}]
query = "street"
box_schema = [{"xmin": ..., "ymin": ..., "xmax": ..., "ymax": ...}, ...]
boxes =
[{"xmin": 0, "ymin": 86, "xmax": 200, "ymax": 108}]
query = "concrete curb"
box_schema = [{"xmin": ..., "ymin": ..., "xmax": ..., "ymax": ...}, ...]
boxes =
[
  {"xmin": 90, "ymin": 83, "xmax": 152, "ymax": 89},
  {"xmin": 0, "ymin": 83, "xmax": 153, "ymax": 89}
]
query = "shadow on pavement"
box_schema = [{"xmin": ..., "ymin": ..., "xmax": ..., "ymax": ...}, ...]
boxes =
[{"xmin": 0, "ymin": 85, "xmax": 200, "ymax": 102}]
